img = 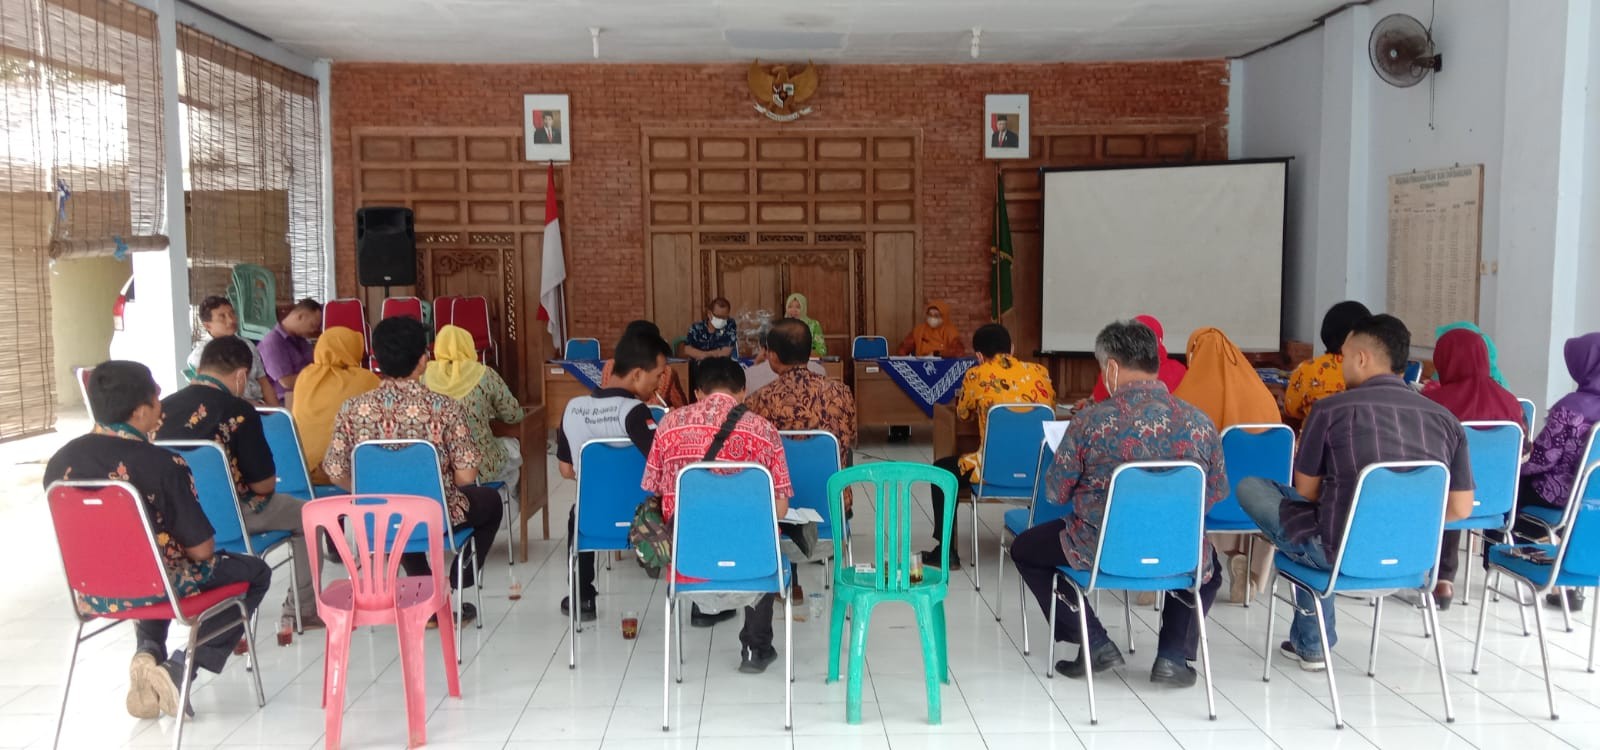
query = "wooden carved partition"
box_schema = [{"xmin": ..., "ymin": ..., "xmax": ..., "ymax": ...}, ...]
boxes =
[
  {"xmin": 350, "ymin": 127, "xmax": 567, "ymax": 400},
  {"xmin": 1001, "ymin": 124, "xmax": 1216, "ymax": 400},
  {"xmin": 642, "ymin": 129, "xmax": 920, "ymax": 356}
]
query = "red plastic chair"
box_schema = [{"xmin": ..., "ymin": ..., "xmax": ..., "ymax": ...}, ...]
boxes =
[
  {"xmin": 432, "ymin": 296, "xmax": 459, "ymax": 335},
  {"xmin": 380, "ymin": 296, "xmax": 424, "ymax": 323},
  {"xmin": 46, "ymin": 480, "xmax": 264, "ymax": 750},
  {"xmin": 450, "ymin": 296, "xmax": 496, "ymax": 366},
  {"xmin": 304, "ymin": 494, "xmax": 461, "ymax": 750}
]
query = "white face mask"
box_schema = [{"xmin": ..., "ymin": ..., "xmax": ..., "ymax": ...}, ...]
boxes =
[
  {"xmin": 926, "ymin": 316, "xmax": 942, "ymax": 329},
  {"xmin": 709, "ymin": 316, "xmax": 727, "ymax": 330},
  {"xmin": 1102, "ymin": 361, "xmax": 1120, "ymax": 395}
]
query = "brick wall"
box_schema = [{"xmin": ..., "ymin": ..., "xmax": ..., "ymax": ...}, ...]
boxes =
[{"xmin": 331, "ymin": 61, "xmax": 1229, "ymax": 339}]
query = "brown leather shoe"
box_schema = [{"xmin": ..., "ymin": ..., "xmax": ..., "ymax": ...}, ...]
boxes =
[{"xmin": 1434, "ymin": 581, "xmax": 1455, "ymax": 611}]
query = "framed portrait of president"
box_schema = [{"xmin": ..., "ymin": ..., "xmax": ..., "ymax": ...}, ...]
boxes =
[
  {"xmin": 524, "ymin": 94, "xmax": 571, "ymax": 162},
  {"xmin": 984, "ymin": 94, "xmax": 1029, "ymax": 159}
]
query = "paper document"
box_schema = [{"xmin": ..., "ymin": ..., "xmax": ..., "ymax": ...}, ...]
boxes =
[
  {"xmin": 782, "ymin": 507, "xmax": 825, "ymax": 525},
  {"xmin": 1043, "ymin": 421, "xmax": 1070, "ymax": 454}
]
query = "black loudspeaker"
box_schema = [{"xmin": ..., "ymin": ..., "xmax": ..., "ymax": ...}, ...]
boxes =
[{"xmin": 356, "ymin": 207, "xmax": 416, "ymax": 287}]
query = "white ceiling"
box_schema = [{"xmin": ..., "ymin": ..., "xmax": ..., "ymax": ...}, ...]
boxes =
[{"xmin": 190, "ymin": 0, "xmax": 1353, "ymax": 64}]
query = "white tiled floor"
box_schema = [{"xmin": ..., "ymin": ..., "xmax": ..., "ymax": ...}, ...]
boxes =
[{"xmin": 2, "ymin": 419, "xmax": 1597, "ymax": 749}]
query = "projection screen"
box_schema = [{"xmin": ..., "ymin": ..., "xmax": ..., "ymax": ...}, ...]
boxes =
[{"xmin": 1039, "ymin": 160, "xmax": 1287, "ymax": 353}]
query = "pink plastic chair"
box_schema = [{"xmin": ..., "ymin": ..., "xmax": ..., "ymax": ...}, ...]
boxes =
[{"xmin": 304, "ymin": 494, "xmax": 461, "ymax": 749}]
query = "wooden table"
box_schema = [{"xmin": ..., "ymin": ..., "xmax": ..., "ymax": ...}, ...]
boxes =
[
  {"xmin": 492, "ymin": 403, "xmax": 548, "ymax": 562},
  {"xmin": 854, "ymin": 360, "xmax": 935, "ymax": 429},
  {"xmin": 542, "ymin": 360, "xmax": 691, "ymax": 431}
]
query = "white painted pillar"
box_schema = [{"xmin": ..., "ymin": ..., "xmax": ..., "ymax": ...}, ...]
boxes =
[
  {"xmin": 1309, "ymin": 4, "xmax": 1372, "ymax": 350},
  {"xmin": 316, "ymin": 58, "xmax": 336, "ymax": 300},
  {"xmin": 133, "ymin": 0, "xmax": 190, "ymax": 394},
  {"xmin": 1495, "ymin": 0, "xmax": 1591, "ymax": 407}
]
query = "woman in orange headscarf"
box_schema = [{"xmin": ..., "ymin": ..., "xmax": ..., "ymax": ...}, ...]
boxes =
[
  {"xmin": 1174, "ymin": 326, "xmax": 1282, "ymax": 604},
  {"xmin": 896, "ymin": 300, "xmax": 965, "ymax": 357},
  {"xmin": 290, "ymin": 327, "xmax": 380, "ymax": 484}
]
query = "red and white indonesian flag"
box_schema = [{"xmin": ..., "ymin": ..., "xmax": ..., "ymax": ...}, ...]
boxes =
[{"xmin": 537, "ymin": 163, "xmax": 567, "ymax": 349}]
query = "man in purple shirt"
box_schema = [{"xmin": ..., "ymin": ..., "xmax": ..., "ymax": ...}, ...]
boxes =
[
  {"xmin": 257, "ymin": 298, "xmax": 321, "ymax": 401},
  {"xmin": 1238, "ymin": 314, "xmax": 1474, "ymax": 672}
]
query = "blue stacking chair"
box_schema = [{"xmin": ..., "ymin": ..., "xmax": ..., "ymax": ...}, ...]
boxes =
[
  {"xmin": 780, "ymin": 430, "xmax": 845, "ymax": 578},
  {"xmin": 565, "ymin": 338, "xmax": 601, "ymax": 360},
  {"xmin": 1514, "ymin": 423, "xmax": 1600, "ymax": 632},
  {"xmin": 1261, "ymin": 461, "xmax": 1454, "ymax": 729},
  {"xmin": 1045, "ymin": 461, "xmax": 1215, "ymax": 725},
  {"xmin": 1404, "ymin": 360, "xmax": 1424, "ymax": 385},
  {"xmin": 256, "ymin": 407, "xmax": 342, "ymax": 501},
  {"xmin": 648, "ymin": 404, "xmax": 669, "ymax": 423},
  {"xmin": 1519, "ymin": 397, "xmax": 1538, "ymax": 435},
  {"xmin": 1519, "ymin": 423, "xmax": 1600, "ymax": 535},
  {"xmin": 995, "ymin": 435, "xmax": 1073, "ymax": 655},
  {"xmin": 1471, "ymin": 460, "xmax": 1600, "ymax": 720},
  {"xmin": 1209, "ymin": 424, "xmax": 1294, "ymax": 607},
  {"xmin": 968, "ymin": 403, "xmax": 1054, "ymax": 590},
  {"xmin": 352, "ymin": 440, "xmax": 482, "ymax": 660},
  {"xmin": 851, "ymin": 336, "xmax": 889, "ymax": 360},
  {"xmin": 157, "ymin": 440, "xmax": 301, "ymax": 634},
  {"xmin": 568, "ymin": 438, "xmax": 649, "ymax": 669},
  {"xmin": 1451, "ymin": 422, "xmax": 1525, "ymax": 607},
  {"xmin": 663, "ymin": 463, "xmax": 790, "ymax": 731}
]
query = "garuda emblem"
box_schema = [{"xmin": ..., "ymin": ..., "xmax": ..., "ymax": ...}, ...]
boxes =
[{"xmin": 748, "ymin": 60, "xmax": 818, "ymax": 122}]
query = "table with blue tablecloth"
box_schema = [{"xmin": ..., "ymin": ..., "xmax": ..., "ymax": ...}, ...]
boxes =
[{"xmin": 854, "ymin": 356, "xmax": 977, "ymax": 428}]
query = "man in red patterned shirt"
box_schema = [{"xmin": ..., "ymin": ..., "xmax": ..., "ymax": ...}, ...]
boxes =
[{"xmin": 642, "ymin": 357, "xmax": 793, "ymax": 673}]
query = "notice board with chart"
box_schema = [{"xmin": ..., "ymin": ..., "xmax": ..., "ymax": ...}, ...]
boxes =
[{"xmin": 1386, "ymin": 165, "xmax": 1484, "ymax": 349}]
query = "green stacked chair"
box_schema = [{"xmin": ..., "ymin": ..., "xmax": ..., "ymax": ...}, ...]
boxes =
[
  {"xmin": 825, "ymin": 462, "xmax": 956, "ymax": 725},
  {"xmin": 227, "ymin": 263, "xmax": 277, "ymax": 341}
]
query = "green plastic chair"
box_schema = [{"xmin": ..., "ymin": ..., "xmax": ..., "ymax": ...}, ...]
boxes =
[
  {"xmin": 227, "ymin": 264, "xmax": 277, "ymax": 341},
  {"xmin": 825, "ymin": 462, "xmax": 957, "ymax": 725}
]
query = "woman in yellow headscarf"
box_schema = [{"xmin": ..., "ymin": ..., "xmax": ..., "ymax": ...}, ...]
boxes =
[
  {"xmin": 784, "ymin": 293, "xmax": 828, "ymax": 356},
  {"xmin": 291, "ymin": 327, "xmax": 380, "ymax": 484},
  {"xmin": 896, "ymin": 300, "xmax": 965, "ymax": 357},
  {"xmin": 425, "ymin": 325, "xmax": 525, "ymax": 490},
  {"xmin": 1173, "ymin": 326, "xmax": 1282, "ymax": 604}
]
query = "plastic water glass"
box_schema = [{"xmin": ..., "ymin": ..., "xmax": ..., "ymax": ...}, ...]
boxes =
[
  {"xmin": 808, "ymin": 592, "xmax": 824, "ymax": 621},
  {"xmin": 621, "ymin": 610, "xmax": 640, "ymax": 640}
]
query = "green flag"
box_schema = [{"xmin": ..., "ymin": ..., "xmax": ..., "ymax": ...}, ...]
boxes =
[{"xmin": 990, "ymin": 172, "xmax": 1014, "ymax": 322}]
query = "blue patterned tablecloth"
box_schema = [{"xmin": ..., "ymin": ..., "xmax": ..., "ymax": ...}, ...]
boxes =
[
  {"xmin": 553, "ymin": 359, "xmax": 605, "ymax": 391},
  {"xmin": 875, "ymin": 356, "xmax": 977, "ymax": 417}
]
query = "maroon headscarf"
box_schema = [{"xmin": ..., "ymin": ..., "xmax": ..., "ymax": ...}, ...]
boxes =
[
  {"xmin": 1424, "ymin": 328, "xmax": 1524, "ymax": 425},
  {"xmin": 1091, "ymin": 314, "xmax": 1187, "ymax": 401}
]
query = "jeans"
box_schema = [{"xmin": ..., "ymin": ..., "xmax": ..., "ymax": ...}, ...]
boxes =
[
  {"xmin": 1010, "ymin": 518, "xmax": 1222, "ymax": 662},
  {"xmin": 136, "ymin": 552, "xmax": 272, "ymax": 674},
  {"xmin": 1237, "ymin": 477, "xmax": 1338, "ymax": 657},
  {"xmin": 401, "ymin": 484, "xmax": 504, "ymax": 589},
  {"xmin": 930, "ymin": 456, "xmax": 973, "ymax": 555}
]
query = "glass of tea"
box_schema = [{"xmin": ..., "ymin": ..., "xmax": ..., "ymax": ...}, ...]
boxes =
[
  {"xmin": 909, "ymin": 554, "xmax": 925, "ymax": 584},
  {"xmin": 621, "ymin": 610, "xmax": 640, "ymax": 640}
]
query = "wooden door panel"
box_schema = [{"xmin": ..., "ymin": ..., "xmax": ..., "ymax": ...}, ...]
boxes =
[
  {"xmin": 872, "ymin": 232, "xmax": 916, "ymax": 343},
  {"xmin": 785, "ymin": 252, "xmax": 854, "ymax": 355},
  {"xmin": 715, "ymin": 254, "xmax": 783, "ymax": 326},
  {"xmin": 651, "ymin": 233, "xmax": 694, "ymax": 345}
]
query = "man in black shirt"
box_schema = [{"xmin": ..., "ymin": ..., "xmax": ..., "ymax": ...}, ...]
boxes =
[
  {"xmin": 44, "ymin": 361, "xmax": 270, "ymax": 719},
  {"xmin": 157, "ymin": 336, "xmax": 318, "ymax": 630}
]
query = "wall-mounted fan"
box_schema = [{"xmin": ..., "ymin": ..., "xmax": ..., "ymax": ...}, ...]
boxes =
[{"xmin": 1370, "ymin": 13, "xmax": 1442, "ymax": 88}]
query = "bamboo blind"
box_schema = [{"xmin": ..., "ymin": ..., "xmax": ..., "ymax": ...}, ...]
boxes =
[
  {"xmin": 0, "ymin": 0, "xmax": 164, "ymax": 438},
  {"xmin": 179, "ymin": 25, "xmax": 324, "ymax": 307}
]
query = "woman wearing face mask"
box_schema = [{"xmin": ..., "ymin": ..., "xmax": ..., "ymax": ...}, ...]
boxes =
[{"xmin": 896, "ymin": 300, "xmax": 965, "ymax": 357}]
